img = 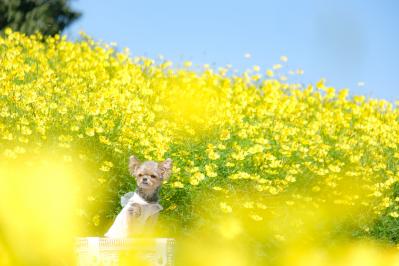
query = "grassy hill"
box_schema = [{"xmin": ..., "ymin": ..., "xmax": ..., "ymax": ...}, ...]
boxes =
[{"xmin": 1, "ymin": 29, "xmax": 399, "ymax": 265}]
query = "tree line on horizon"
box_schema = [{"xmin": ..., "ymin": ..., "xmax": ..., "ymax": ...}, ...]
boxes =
[{"xmin": 0, "ymin": 0, "xmax": 80, "ymax": 36}]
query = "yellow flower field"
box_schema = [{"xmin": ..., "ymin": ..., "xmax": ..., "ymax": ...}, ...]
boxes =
[{"xmin": 1, "ymin": 29, "xmax": 399, "ymax": 265}]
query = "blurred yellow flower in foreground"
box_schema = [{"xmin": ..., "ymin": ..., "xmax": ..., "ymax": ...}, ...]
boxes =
[
  {"xmin": 0, "ymin": 155, "xmax": 81, "ymax": 265},
  {"xmin": 220, "ymin": 202, "xmax": 233, "ymax": 213}
]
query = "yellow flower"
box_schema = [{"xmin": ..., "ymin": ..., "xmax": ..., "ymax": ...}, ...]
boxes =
[
  {"xmin": 328, "ymin": 165, "xmax": 341, "ymax": 173},
  {"xmin": 70, "ymin": 125, "xmax": 80, "ymax": 132},
  {"xmin": 217, "ymin": 144, "xmax": 226, "ymax": 150},
  {"xmin": 280, "ymin": 55, "xmax": 288, "ymax": 62},
  {"xmin": 172, "ymin": 181, "xmax": 184, "ymax": 188},
  {"xmin": 274, "ymin": 234, "xmax": 286, "ymax": 241},
  {"xmin": 220, "ymin": 130, "xmax": 230, "ymax": 141},
  {"xmin": 85, "ymin": 128, "xmax": 95, "ymax": 137},
  {"xmin": 208, "ymin": 151, "xmax": 220, "ymax": 160},
  {"xmin": 190, "ymin": 172, "xmax": 205, "ymax": 186},
  {"xmin": 256, "ymin": 203, "xmax": 267, "ymax": 209},
  {"xmin": 190, "ymin": 179, "xmax": 199, "ymax": 186},
  {"xmin": 269, "ymin": 187, "xmax": 278, "ymax": 195},
  {"xmin": 103, "ymin": 161, "xmax": 114, "ymax": 167},
  {"xmin": 21, "ymin": 126, "xmax": 32, "ymax": 135},
  {"xmin": 250, "ymin": 214, "xmax": 263, "ymax": 221},
  {"xmin": 92, "ymin": 215, "xmax": 100, "ymax": 226},
  {"xmin": 99, "ymin": 135, "xmax": 111, "ymax": 145},
  {"xmin": 183, "ymin": 61, "xmax": 192, "ymax": 67},
  {"xmin": 220, "ymin": 202, "xmax": 232, "ymax": 213},
  {"xmin": 231, "ymin": 150, "xmax": 246, "ymax": 161},
  {"xmin": 99, "ymin": 165, "xmax": 110, "ymax": 172},
  {"xmin": 312, "ymin": 186, "xmax": 321, "ymax": 192},
  {"xmin": 4, "ymin": 27, "xmax": 12, "ymax": 35},
  {"xmin": 94, "ymin": 126, "xmax": 104, "ymax": 133},
  {"xmin": 316, "ymin": 78, "xmax": 326, "ymax": 89},
  {"xmin": 279, "ymin": 75, "xmax": 288, "ymax": 81},
  {"xmin": 285, "ymin": 175, "xmax": 296, "ymax": 183},
  {"xmin": 248, "ymin": 144, "xmax": 264, "ymax": 154},
  {"xmin": 228, "ymin": 172, "xmax": 251, "ymax": 180},
  {"xmin": 205, "ymin": 164, "xmax": 218, "ymax": 177},
  {"xmin": 389, "ymin": 212, "xmax": 399, "ymax": 218},
  {"xmin": 167, "ymin": 204, "xmax": 177, "ymax": 211},
  {"xmin": 226, "ymin": 162, "xmax": 235, "ymax": 167}
]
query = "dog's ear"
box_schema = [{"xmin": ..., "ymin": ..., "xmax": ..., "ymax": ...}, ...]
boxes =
[
  {"xmin": 128, "ymin": 155, "xmax": 141, "ymax": 175},
  {"xmin": 158, "ymin": 158, "xmax": 172, "ymax": 181}
]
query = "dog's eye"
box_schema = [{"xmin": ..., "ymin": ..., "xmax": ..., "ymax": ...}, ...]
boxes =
[
  {"xmin": 150, "ymin": 175, "xmax": 157, "ymax": 179},
  {"xmin": 138, "ymin": 173, "xmax": 143, "ymax": 177}
]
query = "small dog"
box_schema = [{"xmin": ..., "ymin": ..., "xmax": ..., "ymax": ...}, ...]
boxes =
[{"xmin": 104, "ymin": 155, "xmax": 172, "ymax": 238}]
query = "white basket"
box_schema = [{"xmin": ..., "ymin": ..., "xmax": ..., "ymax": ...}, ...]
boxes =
[{"xmin": 76, "ymin": 237, "xmax": 174, "ymax": 266}]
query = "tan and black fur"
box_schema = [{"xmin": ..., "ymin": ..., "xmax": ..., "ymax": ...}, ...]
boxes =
[{"xmin": 126, "ymin": 155, "xmax": 172, "ymax": 236}]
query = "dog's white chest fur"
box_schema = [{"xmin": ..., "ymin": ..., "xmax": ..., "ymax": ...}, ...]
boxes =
[{"xmin": 104, "ymin": 192, "xmax": 162, "ymax": 238}]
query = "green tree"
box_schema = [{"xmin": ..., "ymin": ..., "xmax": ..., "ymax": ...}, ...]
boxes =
[{"xmin": 0, "ymin": 0, "xmax": 81, "ymax": 36}]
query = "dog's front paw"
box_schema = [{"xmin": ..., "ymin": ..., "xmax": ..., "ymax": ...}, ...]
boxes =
[{"xmin": 127, "ymin": 203, "xmax": 142, "ymax": 218}]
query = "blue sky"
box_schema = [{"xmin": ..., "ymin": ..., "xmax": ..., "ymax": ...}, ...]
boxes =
[{"xmin": 66, "ymin": 0, "xmax": 398, "ymax": 103}]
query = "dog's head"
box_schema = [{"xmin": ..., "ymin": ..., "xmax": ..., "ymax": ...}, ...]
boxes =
[{"xmin": 128, "ymin": 155, "xmax": 173, "ymax": 192}]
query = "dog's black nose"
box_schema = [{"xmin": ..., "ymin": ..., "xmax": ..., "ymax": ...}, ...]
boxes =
[{"xmin": 143, "ymin": 177, "xmax": 148, "ymax": 182}]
